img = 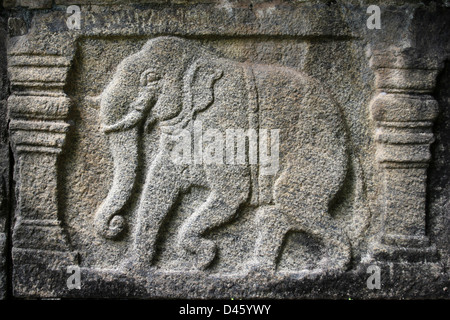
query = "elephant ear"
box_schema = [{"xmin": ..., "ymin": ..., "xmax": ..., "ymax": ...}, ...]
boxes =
[{"xmin": 185, "ymin": 58, "xmax": 223, "ymax": 116}]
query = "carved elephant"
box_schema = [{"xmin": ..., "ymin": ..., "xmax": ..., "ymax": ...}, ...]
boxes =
[{"xmin": 94, "ymin": 36, "xmax": 350, "ymax": 272}]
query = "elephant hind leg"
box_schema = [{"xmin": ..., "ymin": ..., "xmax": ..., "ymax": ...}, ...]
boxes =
[
  {"xmin": 317, "ymin": 223, "xmax": 351, "ymax": 272},
  {"xmin": 248, "ymin": 205, "xmax": 290, "ymax": 273},
  {"xmin": 177, "ymin": 188, "xmax": 248, "ymax": 270},
  {"xmin": 290, "ymin": 211, "xmax": 352, "ymax": 273},
  {"xmin": 251, "ymin": 205, "xmax": 351, "ymax": 274},
  {"xmin": 274, "ymin": 168, "xmax": 351, "ymax": 273}
]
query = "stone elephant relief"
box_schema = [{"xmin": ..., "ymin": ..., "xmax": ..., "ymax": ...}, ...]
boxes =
[{"xmin": 94, "ymin": 36, "xmax": 351, "ymax": 272}]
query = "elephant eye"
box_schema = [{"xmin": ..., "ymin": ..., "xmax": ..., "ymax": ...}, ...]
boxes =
[{"xmin": 140, "ymin": 70, "xmax": 160, "ymax": 86}]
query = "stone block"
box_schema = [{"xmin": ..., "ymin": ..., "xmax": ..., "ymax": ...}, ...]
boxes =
[{"xmin": 1, "ymin": 1, "xmax": 449, "ymax": 300}]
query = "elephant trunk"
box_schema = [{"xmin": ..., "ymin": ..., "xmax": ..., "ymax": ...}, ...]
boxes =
[{"xmin": 94, "ymin": 127, "xmax": 139, "ymax": 239}]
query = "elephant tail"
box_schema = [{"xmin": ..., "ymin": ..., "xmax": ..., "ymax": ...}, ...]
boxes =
[{"xmin": 94, "ymin": 128, "xmax": 139, "ymax": 239}]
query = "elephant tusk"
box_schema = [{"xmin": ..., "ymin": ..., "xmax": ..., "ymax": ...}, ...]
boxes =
[
  {"xmin": 102, "ymin": 109, "xmax": 144, "ymax": 133},
  {"xmin": 102, "ymin": 92, "xmax": 157, "ymax": 133}
]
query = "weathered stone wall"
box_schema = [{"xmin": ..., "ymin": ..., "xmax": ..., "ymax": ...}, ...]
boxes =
[
  {"xmin": 0, "ymin": 0, "xmax": 449, "ymax": 300},
  {"xmin": 0, "ymin": 2, "xmax": 10, "ymax": 300}
]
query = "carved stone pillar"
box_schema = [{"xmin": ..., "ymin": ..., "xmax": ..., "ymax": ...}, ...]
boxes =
[
  {"xmin": 369, "ymin": 51, "xmax": 441, "ymax": 262},
  {"xmin": 8, "ymin": 53, "xmax": 77, "ymax": 282}
]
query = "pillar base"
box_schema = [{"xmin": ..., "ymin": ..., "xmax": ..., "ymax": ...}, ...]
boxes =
[{"xmin": 370, "ymin": 235, "xmax": 438, "ymax": 263}]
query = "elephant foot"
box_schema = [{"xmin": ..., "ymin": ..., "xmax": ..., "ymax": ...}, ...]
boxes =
[
  {"xmin": 192, "ymin": 238, "xmax": 217, "ymax": 270},
  {"xmin": 117, "ymin": 245, "xmax": 157, "ymax": 274},
  {"xmin": 178, "ymin": 227, "xmax": 217, "ymax": 270},
  {"xmin": 316, "ymin": 256, "xmax": 349, "ymax": 274},
  {"xmin": 118, "ymin": 254, "xmax": 158, "ymax": 275},
  {"xmin": 118, "ymin": 256, "xmax": 137, "ymax": 274},
  {"xmin": 316, "ymin": 237, "xmax": 351, "ymax": 273},
  {"xmin": 245, "ymin": 259, "xmax": 276, "ymax": 276}
]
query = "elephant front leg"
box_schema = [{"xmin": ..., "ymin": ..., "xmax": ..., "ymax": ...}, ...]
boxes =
[
  {"xmin": 177, "ymin": 168, "xmax": 250, "ymax": 270},
  {"xmin": 127, "ymin": 154, "xmax": 184, "ymax": 268}
]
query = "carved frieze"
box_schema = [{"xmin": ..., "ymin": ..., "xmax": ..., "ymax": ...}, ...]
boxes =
[{"xmin": 1, "ymin": 1, "xmax": 449, "ymax": 299}]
